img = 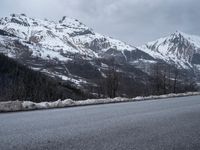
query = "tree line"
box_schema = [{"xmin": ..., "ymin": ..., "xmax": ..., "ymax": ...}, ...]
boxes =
[
  {"xmin": 96, "ymin": 59, "xmax": 198, "ymax": 98},
  {"xmin": 150, "ymin": 62, "xmax": 197, "ymax": 95},
  {"xmin": 0, "ymin": 54, "xmax": 87, "ymax": 102},
  {"xmin": 0, "ymin": 53, "xmax": 198, "ymax": 102}
]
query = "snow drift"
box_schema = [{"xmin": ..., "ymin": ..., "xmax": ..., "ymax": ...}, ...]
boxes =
[{"xmin": 0, "ymin": 92, "xmax": 200, "ymax": 112}]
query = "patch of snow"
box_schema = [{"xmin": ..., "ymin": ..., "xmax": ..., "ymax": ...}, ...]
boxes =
[
  {"xmin": 132, "ymin": 59, "xmax": 157, "ymax": 64},
  {"xmin": 1, "ymin": 92, "xmax": 200, "ymax": 112},
  {"xmin": 138, "ymin": 31, "xmax": 200, "ymax": 69},
  {"xmin": 57, "ymin": 75, "xmax": 87, "ymax": 85},
  {"xmin": 0, "ymin": 101, "xmax": 22, "ymax": 112}
]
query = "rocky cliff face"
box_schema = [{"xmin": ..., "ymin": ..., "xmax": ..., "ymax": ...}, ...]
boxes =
[{"xmin": 139, "ymin": 31, "xmax": 200, "ymax": 69}]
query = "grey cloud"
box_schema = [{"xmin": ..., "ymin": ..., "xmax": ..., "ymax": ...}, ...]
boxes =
[{"xmin": 0, "ymin": 0, "xmax": 200, "ymax": 45}]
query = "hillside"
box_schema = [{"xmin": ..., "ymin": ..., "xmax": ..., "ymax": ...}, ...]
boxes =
[
  {"xmin": 0, "ymin": 53, "xmax": 89, "ymax": 102},
  {"xmin": 0, "ymin": 14, "xmax": 198, "ymax": 99}
]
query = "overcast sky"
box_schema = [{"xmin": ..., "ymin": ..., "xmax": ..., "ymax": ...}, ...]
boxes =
[{"xmin": 1, "ymin": 0, "xmax": 200, "ymax": 45}]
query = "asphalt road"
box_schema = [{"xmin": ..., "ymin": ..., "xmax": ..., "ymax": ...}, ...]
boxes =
[{"xmin": 1, "ymin": 96, "xmax": 200, "ymax": 150}]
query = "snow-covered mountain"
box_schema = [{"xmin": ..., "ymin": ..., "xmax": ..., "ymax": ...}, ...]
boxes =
[
  {"xmin": 0, "ymin": 14, "xmax": 135, "ymax": 60},
  {"xmin": 0, "ymin": 14, "xmax": 153, "ymax": 89},
  {"xmin": 139, "ymin": 31, "xmax": 200, "ymax": 69},
  {"xmin": 0, "ymin": 14, "xmax": 199, "ymax": 97}
]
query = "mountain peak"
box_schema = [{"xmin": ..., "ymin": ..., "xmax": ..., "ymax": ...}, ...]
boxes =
[
  {"xmin": 174, "ymin": 30, "xmax": 184, "ymax": 35},
  {"xmin": 10, "ymin": 13, "xmax": 27, "ymax": 18},
  {"xmin": 59, "ymin": 16, "xmax": 88, "ymax": 30},
  {"xmin": 139, "ymin": 31, "xmax": 200, "ymax": 69},
  {"xmin": 167, "ymin": 31, "xmax": 189, "ymax": 40},
  {"xmin": 0, "ymin": 13, "xmax": 32, "ymax": 27},
  {"xmin": 59, "ymin": 16, "xmax": 78, "ymax": 23},
  {"xmin": 169, "ymin": 31, "xmax": 200, "ymax": 41}
]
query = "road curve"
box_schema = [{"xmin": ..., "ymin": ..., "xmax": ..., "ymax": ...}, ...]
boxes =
[{"xmin": 1, "ymin": 96, "xmax": 200, "ymax": 150}]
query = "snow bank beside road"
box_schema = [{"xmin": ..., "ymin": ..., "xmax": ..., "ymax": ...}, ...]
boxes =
[
  {"xmin": 22, "ymin": 99, "xmax": 75, "ymax": 110},
  {"xmin": 0, "ymin": 92, "xmax": 200, "ymax": 112},
  {"xmin": 0, "ymin": 101, "xmax": 22, "ymax": 112}
]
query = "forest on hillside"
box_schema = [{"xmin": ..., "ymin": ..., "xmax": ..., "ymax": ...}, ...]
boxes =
[{"xmin": 0, "ymin": 54, "xmax": 88, "ymax": 102}]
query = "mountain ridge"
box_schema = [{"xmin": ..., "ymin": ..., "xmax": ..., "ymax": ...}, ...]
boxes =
[
  {"xmin": 0, "ymin": 14, "xmax": 199, "ymax": 98},
  {"xmin": 139, "ymin": 31, "xmax": 200, "ymax": 69},
  {"xmin": 0, "ymin": 14, "xmax": 147, "ymax": 84}
]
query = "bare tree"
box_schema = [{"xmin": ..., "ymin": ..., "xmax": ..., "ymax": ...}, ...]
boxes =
[
  {"xmin": 151, "ymin": 63, "xmax": 163, "ymax": 95},
  {"xmin": 97, "ymin": 78, "xmax": 106, "ymax": 98},
  {"xmin": 105, "ymin": 58, "xmax": 119, "ymax": 98},
  {"xmin": 162, "ymin": 66, "xmax": 167, "ymax": 94},
  {"xmin": 173, "ymin": 68, "xmax": 179, "ymax": 93}
]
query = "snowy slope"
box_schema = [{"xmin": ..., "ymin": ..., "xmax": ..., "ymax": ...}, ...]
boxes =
[
  {"xmin": 1, "ymin": 14, "xmax": 200, "ymax": 71},
  {"xmin": 139, "ymin": 31, "xmax": 200, "ymax": 69},
  {"xmin": 0, "ymin": 14, "xmax": 135, "ymax": 61},
  {"xmin": 1, "ymin": 14, "xmax": 200, "ymax": 89},
  {"xmin": 0, "ymin": 14, "xmax": 147, "ymax": 87}
]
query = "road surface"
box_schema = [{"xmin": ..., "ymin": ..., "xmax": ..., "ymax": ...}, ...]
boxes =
[{"xmin": 1, "ymin": 96, "xmax": 200, "ymax": 150}]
